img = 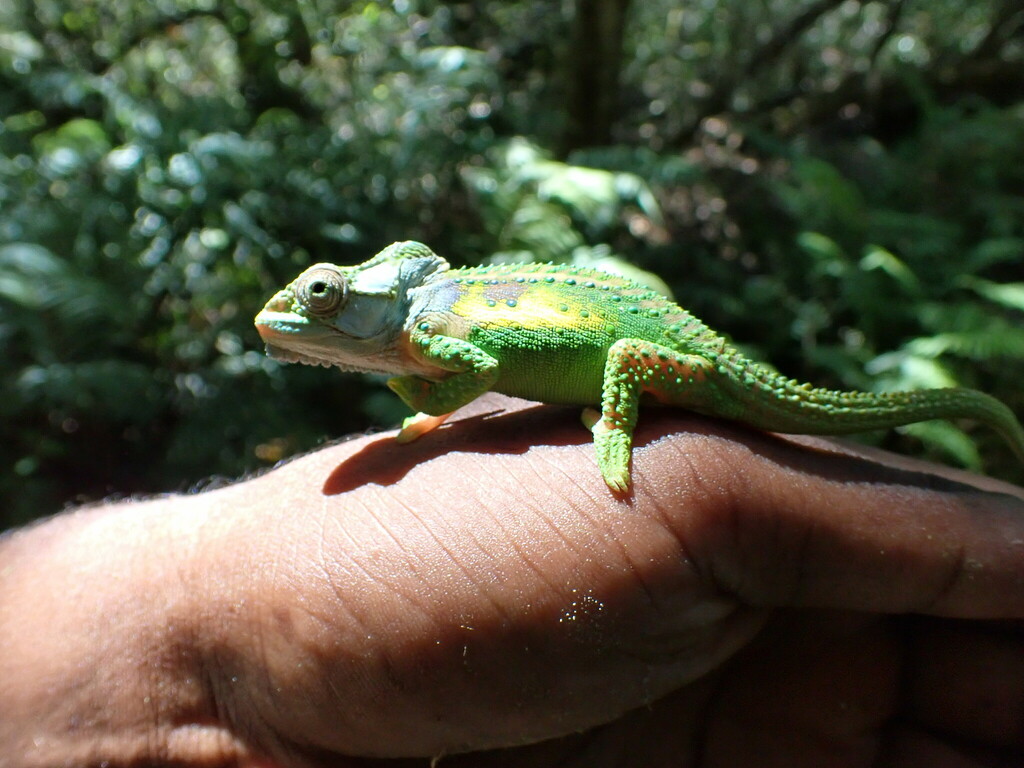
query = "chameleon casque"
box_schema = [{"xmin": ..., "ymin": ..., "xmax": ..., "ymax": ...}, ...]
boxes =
[{"xmin": 255, "ymin": 241, "xmax": 1024, "ymax": 491}]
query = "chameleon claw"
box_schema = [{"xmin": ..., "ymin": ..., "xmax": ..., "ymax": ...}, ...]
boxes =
[
  {"xmin": 395, "ymin": 411, "xmax": 451, "ymax": 443},
  {"xmin": 602, "ymin": 468, "xmax": 632, "ymax": 494}
]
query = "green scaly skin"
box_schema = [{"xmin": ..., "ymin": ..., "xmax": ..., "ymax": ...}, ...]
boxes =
[{"xmin": 255, "ymin": 241, "xmax": 1024, "ymax": 492}]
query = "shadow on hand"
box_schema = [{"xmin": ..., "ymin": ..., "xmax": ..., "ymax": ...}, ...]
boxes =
[
  {"xmin": 321, "ymin": 391, "xmax": 996, "ymax": 497},
  {"xmin": 322, "ymin": 397, "xmax": 585, "ymax": 495}
]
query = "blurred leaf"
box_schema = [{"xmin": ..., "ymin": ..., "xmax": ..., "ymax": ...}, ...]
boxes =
[
  {"xmin": 859, "ymin": 245, "xmax": 920, "ymax": 295},
  {"xmin": 0, "ymin": 243, "xmax": 65, "ymax": 308},
  {"xmin": 796, "ymin": 231, "xmax": 847, "ymax": 277},
  {"xmin": 963, "ymin": 238, "xmax": 1024, "ymax": 273},
  {"xmin": 866, "ymin": 351, "xmax": 960, "ymax": 389},
  {"xmin": 0, "ymin": 30, "xmax": 43, "ymax": 63},
  {"xmin": 958, "ymin": 277, "xmax": 1024, "ymax": 313},
  {"xmin": 33, "ymin": 118, "xmax": 111, "ymax": 175},
  {"xmin": 899, "ymin": 421, "xmax": 983, "ymax": 470},
  {"xmin": 907, "ymin": 326, "xmax": 1024, "ymax": 361},
  {"xmin": 465, "ymin": 138, "xmax": 663, "ymax": 260},
  {"xmin": 570, "ymin": 245, "xmax": 674, "ymax": 297},
  {"xmin": 16, "ymin": 361, "xmax": 161, "ymax": 422},
  {"xmin": 776, "ymin": 159, "xmax": 867, "ymax": 239}
]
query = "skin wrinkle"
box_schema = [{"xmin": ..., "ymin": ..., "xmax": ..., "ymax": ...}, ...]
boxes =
[
  {"xmin": 318, "ymin": 537, "xmax": 394, "ymax": 635},
  {"xmin": 356, "ymin": 499, "xmax": 569, "ymax": 745},
  {"xmin": 359, "ymin": 494, "xmax": 458, "ymax": 627},
  {"xmin": 640, "ymin": 429, "xmax": 733, "ymax": 525},
  {"xmin": 140, "ymin": 501, "xmax": 258, "ymax": 766},
  {"xmin": 525, "ymin": 493, "xmax": 677, "ymax": 638},
  {"xmin": 320, "ymin": 497, "xmax": 384, "ymax": 589},
  {"xmin": 925, "ymin": 493, "xmax": 1024, "ymax": 618},
  {"xmin": 253, "ymin": 601, "xmax": 345, "ymax": 731},
  {"xmin": 398, "ymin": 486, "xmax": 522, "ymax": 607},
  {"xmin": 481, "ymin": 477, "xmax": 629, "ymax": 597},
  {"xmin": 314, "ymin": 516, "xmax": 363, "ymax": 631},
  {"xmin": 333, "ymin": 450, "xmax": 729, "ymax": 745},
  {"xmin": 239, "ymin": 492, "xmax": 418, "ymax": 751},
  {"xmin": 902, "ymin": 491, "xmax": 1021, "ymax": 617},
  {"xmin": 743, "ymin": 458, "xmax": 830, "ymax": 610},
  {"xmin": 591, "ymin": 481, "xmax": 705, "ymax": 630},
  {"xmin": 503, "ymin": 454, "xmax": 663, "ymax": 611},
  {"xmin": 505, "ymin": 491, "xmax": 662, "ymax": 645},
  {"xmin": 528, "ymin": 439, "xmax": 609, "ymax": 513},
  {"xmin": 320, "ymin": 493, "xmax": 498, "ymax": 716},
  {"xmin": 286, "ymin": 506, "xmax": 366, "ymax": 694},
  {"xmin": 634, "ymin": 452, "xmax": 705, "ymax": 605},
  {"xmin": 655, "ymin": 439, "xmax": 750, "ymax": 607},
  {"xmin": 395, "ymin": 484, "xmax": 525, "ymax": 631},
  {"xmin": 432, "ymin": 451, "xmax": 603, "ymax": 602},
  {"xmin": 254, "ymin": 565, "xmax": 411, "ymax": 753},
  {"xmin": 680, "ymin": 442, "xmax": 918, "ymax": 613},
  {"xmin": 458, "ymin": 484, "xmax": 640, "ymax": 657},
  {"xmin": 540, "ymin": 487, "xmax": 616, "ymax": 562},
  {"xmin": 768, "ymin": 499, "xmax": 819, "ymax": 611},
  {"xmin": 196, "ymin": 663, "xmax": 252, "ymax": 765},
  {"xmin": 475, "ymin": 507, "xmax": 578, "ymax": 620},
  {"xmin": 919, "ymin": 543, "xmax": 970, "ymax": 618},
  {"xmin": 204, "ymin": 630, "xmax": 257, "ymax": 763},
  {"xmin": 506, "ymin": 475, "xmax": 596, "ymax": 575},
  {"xmin": 331, "ymin": 539, "xmax": 438, "ymax": 645},
  {"xmin": 175, "ymin": 544, "xmax": 239, "ymax": 753}
]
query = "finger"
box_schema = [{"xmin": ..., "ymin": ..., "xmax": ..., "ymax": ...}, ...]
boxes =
[
  {"xmin": 904, "ymin": 619, "xmax": 1024, "ymax": 749},
  {"xmin": 628, "ymin": 411, "xmax": 1024, "ymax": 619},
  {"xmin": 700, "ymin": 611, "xmax": 899, "ymax": 768}
]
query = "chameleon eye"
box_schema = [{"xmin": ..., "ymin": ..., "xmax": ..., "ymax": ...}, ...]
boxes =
[{"xmin": 296, "ymin": 266, "xmax": 347, "ymax": 317}]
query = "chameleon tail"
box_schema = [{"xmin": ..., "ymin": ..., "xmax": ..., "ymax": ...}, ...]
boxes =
[
  {"xmin": 896, "ymin": 387, "xmax": 1024, "ymax": 463},
  {"xmin": 735, "ymin": 381, "xmax": 1024, "ymax": 463}
]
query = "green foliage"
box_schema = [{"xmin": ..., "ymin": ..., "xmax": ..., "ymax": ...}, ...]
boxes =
[
  {"xmin": 461, "ymin": 138, "xmax": 670, "ymax": 292},
  {"xmin": 2, "ymin": 0, "xmax": 1023, "ymax": 527},
  {"xmin": 1, "ymin": 0, "xmax": 501, "ymax": 525}
]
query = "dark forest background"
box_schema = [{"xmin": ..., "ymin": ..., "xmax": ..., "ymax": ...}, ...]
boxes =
[{"xmin": 2, "ymin": 0, "xmax": 1023, "ymax": 528}]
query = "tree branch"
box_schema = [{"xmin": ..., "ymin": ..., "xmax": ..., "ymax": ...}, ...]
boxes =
[
  {"xmin": 741, "ymin": 0, "xmax": 847, "ymax": 80},
  {"xmin": 968, "ymin": 0, "xmax": 1024, "ymax": 62},
  {"xmin": 560, "ymin": 0, "xmax": 633, "ymax": 154}
]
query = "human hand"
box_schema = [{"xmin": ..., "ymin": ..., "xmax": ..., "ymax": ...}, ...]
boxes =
[{"xmin": 3, "ymin": 394, "xmax": 1023, "ymax": 767}]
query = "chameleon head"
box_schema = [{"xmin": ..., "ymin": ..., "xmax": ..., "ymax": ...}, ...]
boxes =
[
  {"xmin": 254, "ymin": 241, "xmax": 450, "ymax": 373},
  {"xmin": 255, "ymin": 263, "xmax": 354, "ymax": 368}
]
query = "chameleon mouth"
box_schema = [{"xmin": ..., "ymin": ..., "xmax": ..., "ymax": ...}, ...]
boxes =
[
  {"xmin": 263, "ymin": 344, "xmax": 335, "ymax": 368},
  {"xmin": 256, "ymin": 313, "xmax": 340, "ymax": 369}
]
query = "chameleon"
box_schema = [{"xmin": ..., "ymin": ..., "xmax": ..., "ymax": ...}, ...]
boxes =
[{"xmin": 255, "ymin": 241, "xmax": 1024, "ymax": 492}]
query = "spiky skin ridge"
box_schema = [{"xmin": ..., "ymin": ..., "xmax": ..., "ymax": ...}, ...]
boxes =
[{"xmin": 255, "ymin": 242, "xmax": 1024, "ymax": 492}]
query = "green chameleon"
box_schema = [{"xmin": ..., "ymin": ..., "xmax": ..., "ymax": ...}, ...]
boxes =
[{"xmin": 255, "ymin": 241, "xmax": 1024, "ymax": 491}]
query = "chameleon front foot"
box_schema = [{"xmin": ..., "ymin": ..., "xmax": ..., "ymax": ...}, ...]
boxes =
[
  {"xmin": 588, "ymin": 413, "xmax": 634, "ymax": 493},
  {"xmin": 395, "ymin": 411, "xmax": 452, "ymax": 443}
]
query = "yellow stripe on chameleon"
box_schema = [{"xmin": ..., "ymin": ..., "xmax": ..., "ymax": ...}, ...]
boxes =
[{"xmin": 451, "ymin": 283, "xmax": 611, "ymax": 332}]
